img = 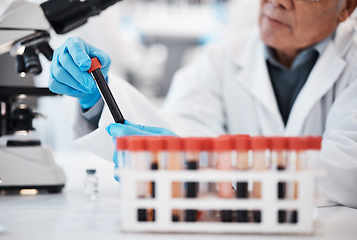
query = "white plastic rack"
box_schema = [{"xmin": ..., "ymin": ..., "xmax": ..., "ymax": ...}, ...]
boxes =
[{"xmin": 119, "ymin": 168, "xmax": 319, "ymax": 234}]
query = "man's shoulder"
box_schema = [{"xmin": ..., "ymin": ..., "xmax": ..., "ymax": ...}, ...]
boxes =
[
  {"xmin": 334, "ymin": 18, "xmax": 357, "ymax": 59},
  {"xmin": 218, "ymin": 27, "xmax": 261, "ymax": 53},
  {"xmin": 201, "ymin": 27, "xmax": 262, "ymax": 66}
]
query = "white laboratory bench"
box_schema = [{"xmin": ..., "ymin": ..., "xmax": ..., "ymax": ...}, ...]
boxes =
[{"xmin": 1, "ymin": 149, "xmax": 357, "ymax": 240}]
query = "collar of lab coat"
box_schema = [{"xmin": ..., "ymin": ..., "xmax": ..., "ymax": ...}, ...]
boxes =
[{"xmin": 231, "ymin": 28, "xmax": 346, "ymax": 135}]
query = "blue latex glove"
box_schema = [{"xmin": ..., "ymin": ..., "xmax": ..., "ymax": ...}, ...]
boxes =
[
  {"xmin": 106, "ymin": 119, "xmax": 177, "ymax": 137},
  {"xmin": 107, "ymin": 120, "xmax": 177, "ymax": 182},
  {"xmin": 49, "ymin": 37, "xmax": 111, "ymax": 109}
]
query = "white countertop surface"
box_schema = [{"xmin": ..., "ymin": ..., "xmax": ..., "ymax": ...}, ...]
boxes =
[{"xmin": 1, "ymin": 149, "xmax": 357, "ymax": 240}]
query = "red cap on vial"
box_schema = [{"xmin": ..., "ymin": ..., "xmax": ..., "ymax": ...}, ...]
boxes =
[
  {"xmin": 165, "ymin": 137, "xmax": 183, "ymax": 151},
  {"xmin": 127, "ymin": 136, "xmax": 146, "ymax": 151},
  {"xmin": 250, "ymin": 136, "xmax": 269, "ymax": 150},
  {"xmin": 116, "ymin": 137, "xmax": 128, "ymax": 150},
  {"xmin": 287, "ymin": 137, "xmax": 308, "ymax": 151},
  {"xmin": 214, "ymin": 135, "xmax": 233, "ymax": 151},
  {"xmin": 146, "ymin": 136, "xmax": 165, "ymax": 152},
  {"xmin": 88, "ymin": 57, "xmax": 102, "ymax": 73},
  {"xmin": 183, "ymin": 137, "xmax": 202, "ymax": 152},
  {"xmin": 307, "ymin": 136, "xmax": 322, "ymax": 150},
  {"xmin": 270, "ymin": 137, "xmax": 287, "ymax": 151},
  {"xmin": 201, "ymin": 138, "xmax": 214, "ymax": 152},
  {"xmin": 234, "ymin": 135, "xmax": 250, "ymax": 151}
]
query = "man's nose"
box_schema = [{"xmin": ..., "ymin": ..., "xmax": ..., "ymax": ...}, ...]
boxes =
[{"xmin": 268, "ymin": 0, "xmax": 293, "ymax": 10}]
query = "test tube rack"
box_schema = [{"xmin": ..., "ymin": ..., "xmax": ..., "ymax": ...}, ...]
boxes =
[{"xmin": 119, "ymin": 168, "xmax": 320, "ymax": 234}]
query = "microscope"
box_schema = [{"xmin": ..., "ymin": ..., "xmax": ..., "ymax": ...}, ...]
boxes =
[{"xmin": 0, "ymin": 0, "xmax": 122, "ymax": 193}]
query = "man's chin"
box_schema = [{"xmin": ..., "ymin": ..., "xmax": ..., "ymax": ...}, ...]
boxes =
[{"xmin": 259, "ymin": 28, "xmax": 291, "ymax": 51}]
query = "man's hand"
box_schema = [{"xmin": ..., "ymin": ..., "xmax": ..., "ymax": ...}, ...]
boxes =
[
  {"xmin": 49, "ymin": 37, "xmax": 111, "ymax": 109},
  {"xmin": 106, "ymin": 120, "xmax": 177, "ymax": 137}
]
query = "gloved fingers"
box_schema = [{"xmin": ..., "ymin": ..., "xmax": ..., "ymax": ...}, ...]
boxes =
[
  {"xmin": 124, "ymin": 119, "xmax": 177, "ymax": 136},
  {"xmin": 65, "ymin": 37, "xmax": 92, "ymax": 71},
  {"xmin": 89, "ymin": 47, "xmax": 111, "ymax": 68},
  {"xmin": 58, "ymin": 50, "xmax": 96, "ymax": 92},
  {"xmin": 49, "ymin": 75, "xmax": 82, "ymax": 97},
  {"xmin": 66, "ymin": 38, "xmax": 111, "ymax": 73},
  {"xmin": 106, "ymin": 123, "xmax": 158, "ymax": 137},
  {"xmin": 49, "ymin": 63, "xmax": 89, "ymax": 97},
  {"xmin": 50, "ymin": 57, "xmax": 94, "ymax": 94}
]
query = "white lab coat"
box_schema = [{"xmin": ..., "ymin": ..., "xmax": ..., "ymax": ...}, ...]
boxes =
[{"xmin": 75, "ymin": 18, "xmax": 357, "ymax": 208}]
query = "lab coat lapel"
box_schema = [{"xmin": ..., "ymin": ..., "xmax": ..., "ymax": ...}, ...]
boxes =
[
  {"xmin": 285, "ymin": 41, "xmax": 346, "ymax": 135},
  {"xmin": 233, "ymin": 38, "xmax": 284, "ymax": 135}
]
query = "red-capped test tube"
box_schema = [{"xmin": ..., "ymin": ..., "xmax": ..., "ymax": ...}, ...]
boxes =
[
  {"xmin": 114, "ymin": 137, "xmax": 128, "ymax": 183},
  {"xmin": 199, "ymin": 138, "xmax": 214, "ymax": 198},
  {"xmin": 270, "ymin": 137, "xmax": 288, "ymax": 223},
  {"xmin": 234, "ymin": 135, "xmax": 250, "ymax": 223},
  {"xmin": 116, "ymin": 137, "xmax": 129, "ymax": 169},
  {"xmin": 183, "ymin": 137, "xmax": 202, "ymax": 222},
  {"xmin": 286, "ymin": 137, "xmax": 308, "ymax": 224},
  {"xmin": 87, "ymin": 57, "xmax": 124, "ymax": 123},
  {"xmin": 306, "ymin": 136, "xmax": 322, "ymax": 168},
  {"xmin": 214, "ymin": 135, "xmax": 234, "ymax": 222},
  {"xmin": 127, "ymin": 136, "xmax": 149, "ymax": 222},
  {"xmin": 287, "ymin": 137, "xmax": 308, "ymax": 172},
  {"xmin": 250, "ymin": 136, "xmax": 270, "ymax": 223},
  {"xmin": 146, "ymin": 137, "xmax": 164, "ymax": 199},
  {"xmin": 165, "ymin": 137, "xmax": 184, "ymax": 222}
]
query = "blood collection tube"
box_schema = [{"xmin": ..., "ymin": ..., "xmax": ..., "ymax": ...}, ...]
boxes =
[
  {"xmin": 234, "ymin": 135, "xmax": 250, "ymax": 223},
  {"xmin": 165, "ymin": 137, "xmax": 184, "ymax": 222},
  {"xmin": 114, "ymin": 137, "xmax": 128, "ymax": 183},
  {"xmin": 287, "ymin": 137, "xmax": 308, "ymax": 223},
  {"xmin": 116, "ymin": 137, "xmax": 129, "ymax": 168},
  {"xmin": 250, "ymin": 136, "xmax": 270, "ymax": 223},
  {"xmin": 306, "ymin": 136, "xmax": 322, "ymax": 168},
  {"xmin": 146, "ymin": 137, "xmax": 164, "ymax": 199},
  {"xmin": 88, "ymin": 57, "xmax": 124, "ymax": 124},
  {"xmin": 270, "ymin": 137, "xmax": 288, "ymax": 223},
  {"xmin": 183, "ymin": 137, "xmax": 201, "ymax": 222},
  {"xmin": 200, "ymin": 138, "xmax": 214, "ymax": 198},
  {"xmin": 214, "ymin": 135, "xmax": 234, "ymax": 222},
  {"xmin": 127, "ymin": 136, "xmax": 149, "ymax": 222}
]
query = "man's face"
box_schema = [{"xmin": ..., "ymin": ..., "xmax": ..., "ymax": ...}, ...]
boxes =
[{"xmin": 259, "ymin": 0, "xmax": 345, "ymax": 53}]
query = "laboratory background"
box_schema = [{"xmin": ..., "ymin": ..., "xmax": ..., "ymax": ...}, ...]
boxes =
[{"xmin": 1, "ymin": 0, "xmax": 357, "ymax": 239}]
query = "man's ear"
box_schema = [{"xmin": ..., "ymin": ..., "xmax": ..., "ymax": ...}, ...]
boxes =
[{"xmin": 338, "ymin": 0, "xmax": 357, "ymax": 22}]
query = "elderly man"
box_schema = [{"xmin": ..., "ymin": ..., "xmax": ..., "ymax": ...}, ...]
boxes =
[{"xmin": 49, "ymin": 0, "xmax": 357, "ymax": 208}]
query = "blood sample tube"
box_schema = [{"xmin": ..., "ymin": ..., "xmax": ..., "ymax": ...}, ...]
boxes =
[
  {"xmin": 127, "ymin": 136, "xmax": 149, "ymax": 222},
  {"xmin": 87, "ymin": 58, "xmax": 124, "ymax": 124},
  {"xmin": 214, "ymin": 135, "xmax": 234, "ymax": 222},
  {"xmin": 250, "ymin": 136, "xmax": 270, "ymax": 223},
  {"xmin": 270, "ymin": 137, "xmax": 288, "ymax": 223},
  {"xmin": 116, "ymin": 137, "xmax": 129, "ymax": 168},
  {"xmin": 200, "ymin": 138, "xmax": 214, "ymax": 198},
  {"xmin": 114, "ymin": 137, "xmax": 128, "ymax": 183},
  {"xmin": 306, "ymin": 136, "xmax": 322, "ymax": 168},
  {"xmin": 165, "ymin": 137, "xmax": 184, "ymax": 222},
  {"xmin": 146, "ymin": 136, "xmax": 164, "ymax": 198},
  {"xmin": 234, "ymin": 135, "xmax": 250, "ymax": 223},
  {"xmin": 287, "ymin": 137, "xmax": 308, "ymax": 223},
  {"xmin": 183, "ymin": 137, "xmax": 202, "ymax": 222}
]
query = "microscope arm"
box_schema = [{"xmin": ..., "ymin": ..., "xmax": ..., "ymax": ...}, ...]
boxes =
[{"xmin": 0, "ymin": 0, "xmax": 122, "ymax": 75}]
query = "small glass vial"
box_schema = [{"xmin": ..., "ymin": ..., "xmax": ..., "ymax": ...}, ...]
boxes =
[{"xmin": 84, "ymin": 169, "xmax": 98, "ymax": 202}]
